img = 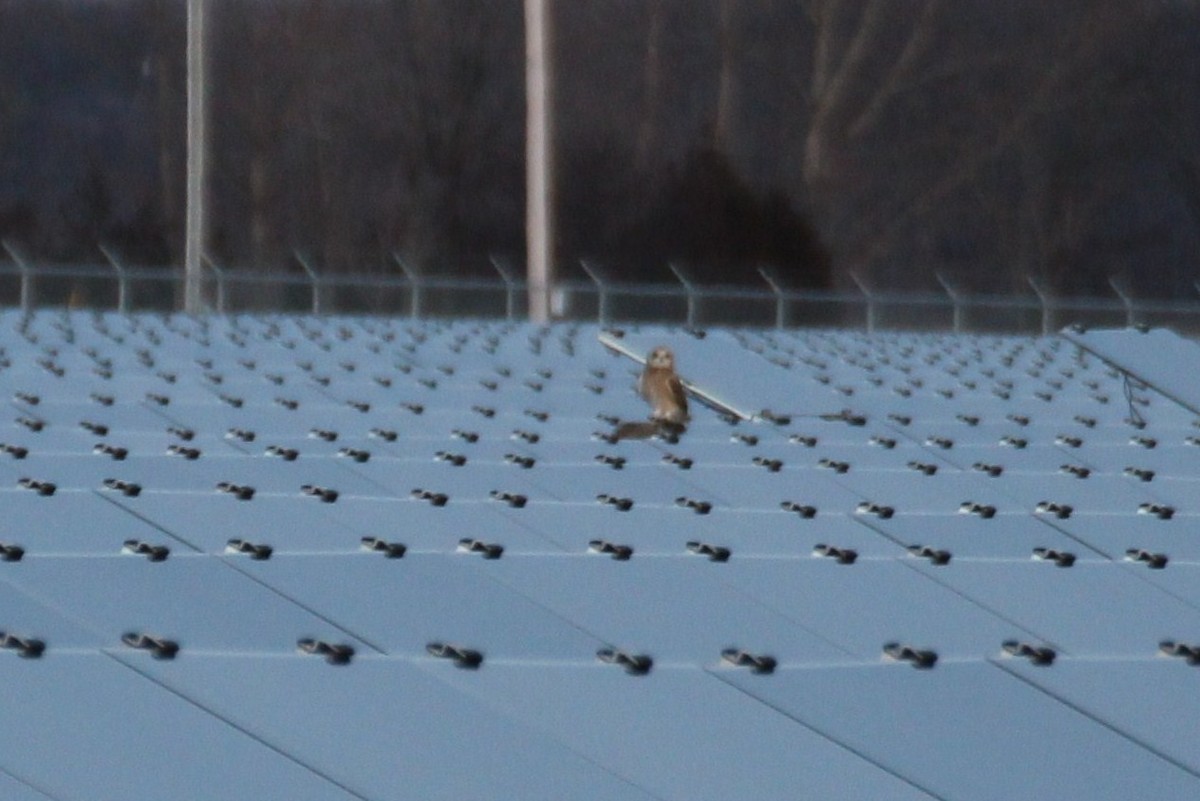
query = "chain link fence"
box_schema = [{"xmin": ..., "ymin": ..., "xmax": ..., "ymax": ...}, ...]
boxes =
[{"xmin": 1, "ymin": 251, "xmax": 1197, "ymax": 335}]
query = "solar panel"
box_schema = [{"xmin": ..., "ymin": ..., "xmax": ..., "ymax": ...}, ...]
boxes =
[
  {"xmin": 0, "ymin": 653, "xmax": 366, "ymax": 800},
  {"xmin": 9, "ymin": 552, "xmax": 386, "ymax": 651},
  {"xmin": 0, "ymin": 488, "xmax": 172, "ymax": 554},
  {"xmin": 430, "ymin": 663, "xmax": 938, "ymax": 800},
  {"xmin": 719, "ymin": 661, "xmax": 1200, "ymax": 801},
  {"xmin": 857, "ymin": 512, "xmax": 1087, "ymax": 559},
  {"xmin": 908, "ymin": 559, "xmax": 1200, "ymax": 656},
  {"xmin": 1064, "ymin": 326, "xmax": 1200, "ymax": 415},
  {"xmin": 721, "ymin": 556, "xmax": 1033, "ymax": 658},
  {"xmin": 6, "ymin": 313, "xmax": 1200, "ymax": 798},
  {"xmin": 1001, "ymin": 657, "xmax": 1200, "ymax": 776},
  {"xmin": 484, "ymin": 554, "xmax": 858, "ymax": 663},
  {"xmin": 238, "ymin": 552, "xmax": 603, "ymax": 659}
]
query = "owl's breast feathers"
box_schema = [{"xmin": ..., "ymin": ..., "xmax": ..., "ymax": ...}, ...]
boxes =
[{"xmin": 640, "ymin": 366, "xmax": 689, "ymax": 423}]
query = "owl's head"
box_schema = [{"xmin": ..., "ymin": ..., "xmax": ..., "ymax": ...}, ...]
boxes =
[{"xmin": 647, "ymin": 346, "xmax": 675, "ymax": 370}]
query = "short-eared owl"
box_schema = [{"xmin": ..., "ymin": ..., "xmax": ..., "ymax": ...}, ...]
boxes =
[{"xmin": 638, "ymin": 346, "xmax": 689, "ymax": 424}]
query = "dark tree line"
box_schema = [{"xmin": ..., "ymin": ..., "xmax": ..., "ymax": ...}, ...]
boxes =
[
  {"xmin": 2, "ymin": 0, "xmax": 1200, "ymax": 301},
  {"xmin": 0, "ymin": 0, "xmax": 180, "ymax": 265}
]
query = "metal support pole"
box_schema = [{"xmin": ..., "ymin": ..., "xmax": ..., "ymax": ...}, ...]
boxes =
[
  {"xmin": 1027, "ymin": 276, "xmax": 1053, "ymax": 335},
  {"xmin": 99, "ymin": 244, "xmax": 129, "ymax": 313},
  {"xmin": 201, "ymin": 254, "xmax": 226, "ymax": 314},
  {"xmin": 392, "ymin": 253, "xmax": 421, "ymax": 318},
  {"xmin": 757, "ymin": 266, "xmax": 787, "ymax": 330},
  {"xmin": 849, "ymin": 271, "xmax": 875, "ymax": 333},
  {"xmin": 184, "ymin": 0, "xmax": 207, "ymax": 314},
  {"xmin": 524, "ymin": 0, "xmax": 554, "ymax": 323},
  {"xmin": 935, "ymin": 272, "xmax": 963, "ymax": 333},
  {"xmin": 668, "ymin": 262, "xmax": 698, "ymax": 328},
  {"xmin": 489, "ymin": 256, "xmax": 519, "ymax": 320},
  {"xmin": 579, "ymin": 260, "xmax": 609, "ymax": 325},
  {"xmin": 1108, "ymin": 276, "xmax": 1135, "ymax": 328},
  {"xmin": 2, "ymin": 239, "xmax": 33, "ymax": 312},
  {"xmin": 294, "ymin": 251, "xmax": 322, "ymax": 315}
]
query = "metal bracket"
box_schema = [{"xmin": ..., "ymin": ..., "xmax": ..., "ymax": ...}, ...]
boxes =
[{"xmin": 597, "ymin": 332, "xmax": 755, "ymax": 422}]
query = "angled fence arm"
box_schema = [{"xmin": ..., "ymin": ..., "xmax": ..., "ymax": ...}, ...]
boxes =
[
  {"xmin": 935, "ymin": 272, "xmax": 963, "ymax": 333},
  {"xmin": 668, "ymin": 262, "xmax": 698, "ymax": 328},
  {"xmin": 489, "ymin": 255, "xmax": 519, "ymax": 321},
  {"xmin": 1108, "ymin": 275, "xmax": 1135, "ymax": 328},
  {"xmin": 200, "ymin": 253, "xmax": 225, "ymax": 314},
  {"xmin": 294, "ymin": 251, "xmax": 322, "ymax": 315},
  {"xmin": 849, "ymin": 271, "xmax": 875, "ymax": 333},
  {"xmin": 1026, "ymin": 276, "xmax": 1054, "ymax": 335},
  {"xmin": 99, "ymin": 244, "xmax": 129, "ymax": 313},
  {"xmin": 391, "ymin": 253, "xmax": 421, "ymax": 318},
  {"xmin": 579, "ymin": 259, "xmax": 609, "ymax": 325},
  {"xmin": 757, "ymin": 266, "xmax": 787, "ymax": 330},
  {"xmin": 2, "ymin": 239, "xmax": 34, "ymax": 312}
]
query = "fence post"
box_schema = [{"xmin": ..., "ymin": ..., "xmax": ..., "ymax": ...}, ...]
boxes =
[
  {"xmin": 1108, "ymin": 276, "xmax": 1135, "ymax": 328},
  {"xmin": 668, "ymin": 262, "xmax": 698, "ymax": 328},
  {"xmin": 2, "ymin": 239, "xmax": 34, "ymax": 312},
  {"xmin": 579, "ymin": 260, "xmax": 609, "ymax": 325},
  {"xmin": 294, "ymin": 251, "xmax": 322, "ymax": 315},
  {"xmin": 99, "ymin": 244, "xmax": 129, "ymax": 313},
  {"xmin": 489, "ymin": 256, "xmax": 519, "ymax": 320},
  {"xmin": 1026, "ymin": 276, "xmax": 1054, "ymax": 335},
  {"xmin": 849, "ymin": 271, "xmax": 875, "ymax": 333},
  {"xmin": 392, "ymin": 253, "xmax": 421, "ymax": 318},
  {"xmin": 935, "ymin": 273, "xmax": 964, "ymax": 333},
  {"xmin": 201, "ymin": 254, "xmax": 226, "ymax": 314},
  {"xmin": 757, "ymin": 266, "xmax": 787, "ymax": 330}
]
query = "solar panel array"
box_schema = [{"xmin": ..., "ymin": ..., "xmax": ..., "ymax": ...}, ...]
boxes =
[{"xmin": 3, "ymin": 309, "xmax": 1200, "ymax": 800}]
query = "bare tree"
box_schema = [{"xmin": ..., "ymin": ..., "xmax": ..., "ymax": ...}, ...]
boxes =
[
  {"xmin": 635, "ymin": 0, "xmax": 666, "ymax": 171},
  {"xmin": 713, "ymin": 0, "xmax": 738, "ymax": 151},
  {"xmin": 203, "ymin": 0, "xmax": 521, "ymax": 281},
  {"xmin": 795, "ymin": 0, "xmax": 1157, "ymax": 291},
  {"xmin": 146, "ymin": 0, "xmax": 186, "ymax": 263}
]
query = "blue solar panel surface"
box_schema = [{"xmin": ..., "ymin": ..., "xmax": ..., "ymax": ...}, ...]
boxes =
[{"xmin": 4, "ymin": 310, "xmax": 1200, "ymax": 799}]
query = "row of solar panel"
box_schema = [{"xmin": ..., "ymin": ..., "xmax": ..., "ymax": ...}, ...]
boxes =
[
  {"xmin": 5, "ymin": 312, "xmax": 1200, "ymax": 800},
  {"xmin": 6, "ymin": 545, "xmax": 1200, "ymax": 800}
]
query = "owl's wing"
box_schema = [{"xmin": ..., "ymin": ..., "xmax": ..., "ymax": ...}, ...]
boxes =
[{"xmin": 667, "ymin": 373, "xmax": 689, "ymax": 418}]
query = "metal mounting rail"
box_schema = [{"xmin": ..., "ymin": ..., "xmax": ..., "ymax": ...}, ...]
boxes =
[
  {"xmin": 1061, "ymin": 326, "xmax": 1200, "ymax": 418},
  {"xmin": 597, "ymin": 332, "xmax": 756, "ymax": 422}
]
